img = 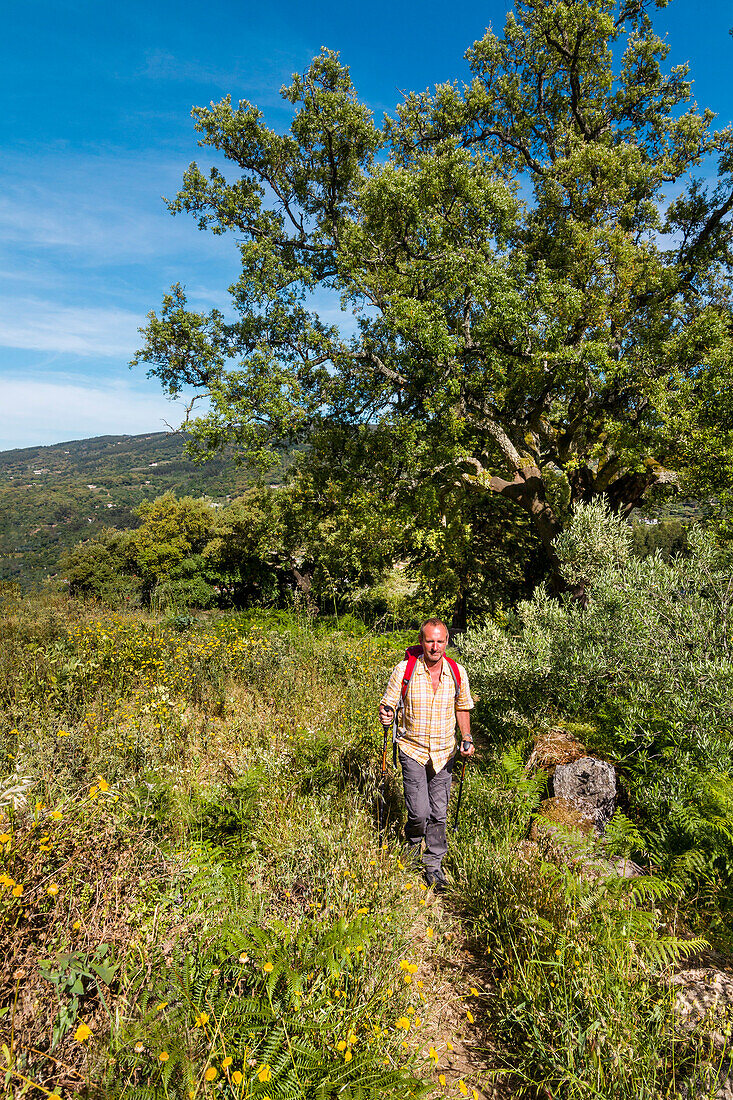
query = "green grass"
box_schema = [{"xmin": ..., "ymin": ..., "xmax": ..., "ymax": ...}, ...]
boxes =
[{"xmin": 1, "ymin": 588, "xmax": 730, "ymax": 1099}]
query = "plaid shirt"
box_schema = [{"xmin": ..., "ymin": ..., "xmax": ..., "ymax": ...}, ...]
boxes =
[{"xmin": 381, "ymin": 655, "xmax": 474, "ymax": 772}]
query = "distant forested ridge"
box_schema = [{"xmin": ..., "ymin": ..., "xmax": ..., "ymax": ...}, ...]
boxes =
[{"xmin": 0, "ymin": 433, "xmax": 272, "ymax": 589}]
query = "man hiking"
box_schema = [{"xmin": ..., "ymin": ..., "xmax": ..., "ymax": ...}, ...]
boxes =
[{"xmin": 378, "ymin": 618, "xmax": 475, "ymax": 891}]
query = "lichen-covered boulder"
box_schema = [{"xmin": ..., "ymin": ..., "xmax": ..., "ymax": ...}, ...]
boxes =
[{"xmin": 553, "ymin": 756, "xmax": 616, "ymax": 824}]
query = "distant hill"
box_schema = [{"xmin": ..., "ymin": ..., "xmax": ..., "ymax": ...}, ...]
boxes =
[{"xmin": 0, "ymin": 432, "xmax": 270, "ymax": 589}]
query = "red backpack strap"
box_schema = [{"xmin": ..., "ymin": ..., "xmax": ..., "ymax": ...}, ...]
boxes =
[
  {"xmin": 400, "ymin": 651, "xmax": 419, "ymax": 705},
  {"xmin": 444, "ymin": 655, "xmax": 461, "ymax": 701}
]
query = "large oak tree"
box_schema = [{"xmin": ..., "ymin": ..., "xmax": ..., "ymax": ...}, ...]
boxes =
[{"xmin": 134, "ymin": 0, "xmax": 733, "ymax": 592}]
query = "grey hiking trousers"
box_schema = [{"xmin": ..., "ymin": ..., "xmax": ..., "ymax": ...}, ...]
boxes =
[{"xmin": 398, "ymin": 748, "xmax": 455, "ymax": 872}]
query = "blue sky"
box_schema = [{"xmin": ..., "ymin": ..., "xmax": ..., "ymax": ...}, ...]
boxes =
[{"xmin": 2, "ymin": 0, "xmax": 731, "ymax": 451}]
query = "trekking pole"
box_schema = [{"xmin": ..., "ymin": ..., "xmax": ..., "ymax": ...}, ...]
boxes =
[
  {"xmin": 453, "ymin": 741, "xmax": 471, "ymax": 831},
  {"xmin": 378, "ymin": 706, "xmax": 394, "ymax": 842}
]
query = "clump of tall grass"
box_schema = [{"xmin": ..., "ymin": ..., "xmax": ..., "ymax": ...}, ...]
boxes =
[{"xmin": 0, "ymin": 593, "xmax": 453, "ymax": 1098}]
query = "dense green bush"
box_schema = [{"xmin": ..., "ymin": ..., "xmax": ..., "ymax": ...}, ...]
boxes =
[{"xmin": 463, "ymin": 502, "xmax": 733, "ymax": 922}]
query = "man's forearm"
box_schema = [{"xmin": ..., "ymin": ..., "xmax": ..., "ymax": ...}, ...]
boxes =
[{"xmin": 456, "ymin": 710, "xmax": 471, "ymax": 741}]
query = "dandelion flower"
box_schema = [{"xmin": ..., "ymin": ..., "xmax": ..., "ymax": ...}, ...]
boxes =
[
  {"xmin": 336, "ymin": 1040, "xmax": 347, "ymax": 1052},
  {"xmin": 204, "ymin": 1067, "xmax": 217, "ymax": 1081},
  {"xmin": 12, "ymin": 885, "xmax": 23, "ymax": 897},
  {"xmin": 72, "ymin": 920, "xmax": 81, "ymax": 931},
  {"xmin": 221, "ymin": 1057, "xmax": 232, "ymax": 1068},
  {"xmin": 256, "ymin": 1063, "xmax": 272, "ymax": 1083},
  {"xmin": 438, "ymin": 1074, "xmax": 446, "ymax": 1086},
  {"xmin": 428, "ymin": 1046, "xmax": 438, "ymax": 1061},
  {"xmin": 159, "ymin": 1051, "xmax": 169, "ymax": 1062},
  {"xmin": 0, "ymin": 833, "xmax": 11, "ymax": 844},
  {"xmin": 263, "ymin": 962, "xmax": 274, "ymax": 973},
  {"xmin": 195, "ymin": 1012, "xmax": 209, "ymax": 1026},
  {"xmin": 238, "ymin": 953, "xmax": 249, "ymax": 964},
  {"xmin": 446, "ymin": 1040, "xmax": 454, "ymax": 1052},
  {"xmin": 426, "ymin": 927, "xmax": 434, "ymax": 938},
  {"xmin": 74, "ymin": 1023, "xmax": 92, "ymax": 1042},
  {"xmin": 403, "ymin": 974, "xmax": 412, "ymax": 985},
  {"xmin": 406, "ymin": 1006, "xmax": 415, "ymax": 1016},
  {"xmin": 414, "ymin": 1016, "xmax": 422, "ymax": 1028},
  {"xmin": 47, "ymin": 884, "xmax": 60, "ymax": 896},
  {"xmin": 49, "ymin": 1094, "xmax": 62, "ymax": 1100},
  {"xmin": 98, "ymin": 778, "xmax": 110, "ymax": 792},
  {"xmin": 50, "ymin": 811, "xmax": 63, "ymax": 820},
  {"xmin": 343, "ymin": 1049, "xmax": 352, "ymax": 1062},
  {"xmin": 347, "ymin": 1030, "xmax": 357, "ymax": 1045},
  {"xmin": 232, "ymin": 1071, "xmax": 243, "ymax": 1085},
  {"xmin": 395, "ymin": 1016, "xmax": 410, "ymax": 1031}
]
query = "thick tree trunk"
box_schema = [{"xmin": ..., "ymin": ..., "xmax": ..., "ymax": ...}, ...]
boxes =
[{"xmin": 484, "ymin": 465, "xmax": 588, "ymax": 605}]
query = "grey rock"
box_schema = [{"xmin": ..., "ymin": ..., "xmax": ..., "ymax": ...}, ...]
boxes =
[{"xmin": 553, "ymin": 756, "xmax": 616, "ymax": 824}]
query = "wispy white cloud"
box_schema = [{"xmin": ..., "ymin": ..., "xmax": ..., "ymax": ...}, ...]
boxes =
[
  {"xmin": 2, "ymin": 375, "xmax": 195, "ymax": 451},
  {"xmin": 0, "ymin": 300, "xmax": 143, "ymax": 357}
]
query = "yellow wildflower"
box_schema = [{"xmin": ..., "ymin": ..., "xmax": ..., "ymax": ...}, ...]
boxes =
[
  {"xmin": 395, "ymin": 1016, "xmax": 410, "ymax": 1030},
  {"xmin": 98, "ymin": 777, "xmax": 110, "ymax": 792},
  {"xmin": 343, "ymin": 1049, "xmax": 352, "ymax": 1062},
  {"xmin": 72, "ymin": 920, "xmax": 81, "ymax": 931},
  {"xmin": 204, "ymin": 1067, "xmax": 217, "ymax": 1081},
  {"xmin": 466, "ymin": 1009, "xmax": 474, "ymax": 1023},
  {"xmin": 403, "ymin": 974, "xmax": 412, "ymax": 984},
  {"xmin": 0, "ymin": 833, "xmax": 11, "ymax": 844},
  {"xmin": 446, "ymin": 1040, "xmax": 454, "ymax": 1052},
  {"xmin": 263, "ymin": 962, "xmax": 274, "ymax": 973},
  {"xmin": 221, "ymin": 1056, "xmax": 232, "ymax": 1068},
  {"xmin": 159, "ymin": 1051, "xmax": 169, "ymax": 1062},
  {"xmin": 154, "ymin": 1001, "xmax": 168, "ymax": 1011},
  {"xmin": 336, "ymin": 1040, "xmax": 347, "ymax": 1052},
  {"xmin": 470, "ymin": 987, "xmax": 479, "ymax": 996},
  {"xmin": 256, "ymin": 1064, "xmax": 272, "ymax": 1083},
  {"xmin": 12, "ymin": 884, "xmax": 23, "ymax": 897},
  {"xmin": 195, "ymin": 1011, "xmax": 209, "ymax": 1026},
  {"xmin": 459, "ymin": 1081, "xmax": 468, "ymax": 1096},
  {"xmin": 232, "ymin": 1071, "xmax": 243, "ymax": 1085},
  {"xmin": 438, "ymin": 1074, "xmax": 446, "ymax": 1086},
  {"xmin": 428, "ymin": 1046, "xmax": 438, "ymax": 1061},
  {"xmin": 426, "ymin": 927, "xmax": 434, "ymax": 938},
  {"xmin": 134, "ymin": 1042, "xmax": 144, "ymax": 1053},
  {"xmin": 74, "ymin": 1023, "xmax": 92, "ymax": 1042},
  {"xmin": 347, "ymin": 1030, "xmax": 357, "ymax": 1045},
  {"xmin": 50, "ymin": 810, "xmax": 63, "ymax": 820},
  {"xmin": 47, "ymin": 884, "xmax": 60, "ymax": 896}
]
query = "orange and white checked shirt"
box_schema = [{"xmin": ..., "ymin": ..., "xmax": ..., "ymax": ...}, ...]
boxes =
[{"xmin": 381, "ymin": 655, "xmax": 474, "ymax": 772}]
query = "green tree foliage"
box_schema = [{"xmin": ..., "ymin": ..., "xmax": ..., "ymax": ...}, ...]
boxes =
[
  {"xmin": 128, "ymin": 494, "xmax": 218, "ymax": 604},
  {"xmin": 134, "ymin": 0, "xmax": 733, "ymax": 592},
  {"xmin": 59, "ymin": 528, "xmax": 140, "ymax": 606}
]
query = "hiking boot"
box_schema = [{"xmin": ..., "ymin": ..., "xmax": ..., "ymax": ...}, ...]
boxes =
[{"xmin": 424, "ymin": 868, "xmax": 447, "ymax": 893}]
